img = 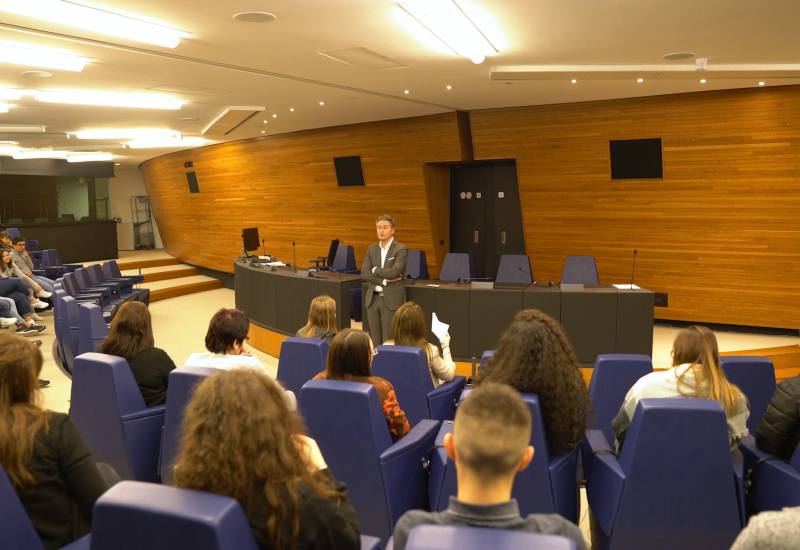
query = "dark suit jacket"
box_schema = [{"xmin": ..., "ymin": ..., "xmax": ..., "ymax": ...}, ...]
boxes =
[{"xmin": 361, "ymin": 239, "xmax": 408, "ymax": 310}]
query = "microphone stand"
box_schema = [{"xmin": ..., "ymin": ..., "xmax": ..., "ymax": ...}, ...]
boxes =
[
  {"xmin": 293, "ymin": 241, "xmax": 297, "ymax": 274},
  {"xmin": 629, "ymin": 249, "xmax": 638, "ymax": 290}
]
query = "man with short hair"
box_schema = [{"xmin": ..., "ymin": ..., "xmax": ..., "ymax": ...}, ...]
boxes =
[
  {"xmin": 10, "ymin": 237, "xmax": 54, "ymax": 296},
  {"xmin": 392, "ymin": 383, "xmax": 587, "ymax": 550},
  {"xmin": 361, "ymin": 215, "xmax": 408, "ymax": 345}
]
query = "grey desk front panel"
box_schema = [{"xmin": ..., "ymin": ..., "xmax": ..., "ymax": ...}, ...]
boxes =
[
  {"xmin": 522, "ymin": 285, "xmax": 562, "ymax": 323},
  {"xmin": 560, "ymin": 286, "xmax": 618, "ymax": 364},
  {"xmin": 234, "ymin": 262, "xmax": 277, "ymax": 329},
  {"xmin": 436, "ymin": 285, "xmax": 471, "ymax": 359},
  {"xmin": 616, "ymin": 289, "xmax": 656, "ymax": 357},
  {"xmin": 469, "ymin": 288, "xmax": 524, "ymax": 358}
]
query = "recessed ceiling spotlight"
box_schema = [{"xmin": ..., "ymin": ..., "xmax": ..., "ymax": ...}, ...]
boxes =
[
  {"xmin": 663, "ymin": 52, "xmax": 696, "ymax": 61},
  {"xmin": 319, "ymin": 101, "xmax": 325, "ymax": 105},
  {"xmin": 263, "ymin": 119, "xmax": 267, "ymax": 123},
  {"xmin": 180, "ymin": 117, "xmax": 198, "ymax": 122},
  {"xmin": 570, "ymin": 79, "xmax": 577, "ymax": 84},
  {"xmin": 261, "ymin": 130, "xmax": 266, "ymax": 133},
  {"xmin": 272, "ymin": 114, "xmax": 277, "ymax": 118},
  {"xmin": 759, "ymin": 81, "xmax": 766, "ymax": 86},
  {"xmin": 637, "ymin": 78, "xmax": 644, "ymax": 83},
  {"xmin": 404, "ymin": 90, "xmax": 410, "ymax": 94},
  {"xmin": 699, "ymin": 79, "xmax": 707, "ymax": 83},
  {"xmin": 446, "ymin": 85, "xmax": 452, "ymax": 90},
  {"xmin": 289, "ymin": 108, "xmax": 294, "ymax": 112},
  {"xmin": 233, "ymin": 12, "xmax": 276, "ymax": 23}
]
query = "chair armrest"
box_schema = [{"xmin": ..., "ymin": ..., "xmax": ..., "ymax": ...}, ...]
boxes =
[
  {"xmin": 549, "ymin": 447, "xmax": 581, "ymax": 523},
  {"xmin": 427, "ymin": 376, "xmax": 467, "ymax": 421},
  {"xmin": 32, "ymin": 269, "xmax": 46, "ymax": 277},
  {"xmin": 121, "ymin": 404, "xmax": 167, "ymax": 422},
  {"xmin": 581, "ymin": 428, "xmax": 612, "ymax": 482},
  {"xmin": 121, "ymin": 406, "xmax": 167, "ymax": 483},
  {"xmin": 732, "ymin": 447, "xmax": 745, "ymax": 527},
  {"xmin": 61, "ymin": 534, "xmax": 91, "ymax": 549},
  {"xmin": 380, "ymin": 419, "xmax": 440, "ymax": 527},
  {"xmin": 584, "ymin": 429, "xmax": 625, "ymax": 536},
  {"xmin": 739, "ymin": 435, "xmax": 800, "ymax": 512},
  {"xmin": 360, "ymin": 535, "xmax": 384, "ymax": 550}
]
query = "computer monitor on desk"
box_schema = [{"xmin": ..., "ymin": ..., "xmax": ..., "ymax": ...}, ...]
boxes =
[{"xmin": 241, "ymin": 227, "xmax": 259, "ymax": 259}]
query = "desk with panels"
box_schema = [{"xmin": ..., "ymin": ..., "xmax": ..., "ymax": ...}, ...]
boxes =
[
  {"xmin": 234, "ymin": 259, "xmax": 361, "ymax": 334},
  {"xmin": 363, "ymin": 281, "xmax": 655, "ymax": 365},
  {"xmin": 234, "ymin": 258, "xmax": 655, "ymax": 365}
]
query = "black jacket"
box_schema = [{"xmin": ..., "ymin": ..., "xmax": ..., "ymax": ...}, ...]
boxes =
[{"xmin": 755, "ymin": 376, "xmax": 800, "ymax": 463}]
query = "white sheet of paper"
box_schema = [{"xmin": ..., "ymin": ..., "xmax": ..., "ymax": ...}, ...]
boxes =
[
  {"xmin": 612, "ymin": 284, "xmax": 641, "ymax": 290},
  {"xmin": 431, "ymin": 312, "xmax": 449, "ymax": 341}
]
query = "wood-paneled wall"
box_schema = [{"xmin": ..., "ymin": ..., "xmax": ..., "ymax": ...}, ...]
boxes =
[
  {"xmin": 469, "ymin": 86, "xmax": 800, "ymax": 329},
  {"xmin": 141, "ymin": 113, "xmax": 467, "ymax": 279},
  {"xmin": 142, "ymin": 86, "xmax": 800, "ymax": 329}
]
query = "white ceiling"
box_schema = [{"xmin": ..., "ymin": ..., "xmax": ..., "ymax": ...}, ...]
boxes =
[{"xmin": 1, "ymin": 0, "xmax": 799, "ymax": 171}]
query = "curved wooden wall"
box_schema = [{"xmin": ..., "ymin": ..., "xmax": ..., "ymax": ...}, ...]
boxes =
[
  {"xmin": 141, "ymin": 113, "xmax": 467, "ymax": 277},
  {"xmin": 470, "ymin": 86, "xmax": 800, "ymax": 329},
  {"xmin": 143, "ymin": 86, "xmax": 800, "ymax": 329}
]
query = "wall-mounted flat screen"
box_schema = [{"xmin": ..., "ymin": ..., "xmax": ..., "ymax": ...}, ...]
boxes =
[
  {"xmin": 333, "ymin": 156, "xmax": 366, "ymax": 187},
  {"xmin": 242, "ymin": 227, "xmax": 259, "ymax": 252},
  {"xmin": 186, "ymin": 171, "xmax": 200, "ymax": 193},
  {"xmin": 610, "ymin": 138, "xmax": 663, "ymax": 179}
]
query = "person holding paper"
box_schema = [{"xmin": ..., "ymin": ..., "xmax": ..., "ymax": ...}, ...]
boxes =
[
  {"xmin": 385, "ymin": 301, "xmax": 455, "ymax": 388},
  {"xmin": 361, "ymin": 215, "xmax": 408, "ymax": 345}
]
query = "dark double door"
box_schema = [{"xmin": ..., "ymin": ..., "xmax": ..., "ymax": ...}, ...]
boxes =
[{"xmin": 449, "ymin": 161, "xmax": 526, "ymax": 279}]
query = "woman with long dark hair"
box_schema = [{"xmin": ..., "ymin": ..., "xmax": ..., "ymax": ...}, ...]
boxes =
[
  {"xmin": 174, "ymin": 368, "xmax": 360, "ymax": 550},
  {"xmin": 0, "ymin": 332, "xmax": 109, "ymax": 550},
  {"xmin": 613, "ymin": 325, "xmax": 749, "ymax": 452},
  {"xmin": 99, "ymin": 301, "xmax": 176, "ymax": 407},
  {"xmin": 314, "ymin": 329, "xmax": 410, "ymax": 441},
  {"xmin": 476, "ymin": 309, "xmax": 589, "ymax": 455}
]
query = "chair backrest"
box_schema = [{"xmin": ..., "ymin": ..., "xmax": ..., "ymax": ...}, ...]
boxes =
[
  {"xmin": 299, "ymin": 379, "xmax": 394, "ymax": 538},
  {"xmin": 478, "ymin": 350, "xmax": 494, "ymax": 374},
  {"xmin": 720, "ymin": 356, "xmax": 776, "ymax": 432},
  {"xmin": 104, "ymin": 260, "xmax": 122, "ymax": 279},
  {"xmin": 40, "ymin": 249, "xmax": 62, "ymax": 271},
  {"xmin": 331, "ymin": 244, "xmax": 356, "ymax": 271},
  {"xmin": 87, "ymin": 263, "xmax": 108, "ymax": 285},
  {"xmin": 495, "ymin": 254, "xmax": 534, "ymax": 284},
  {"xmin": 56, "ymin": 293, "xmax": 81, "ymax": 375},
  {"xmin": 560, "ymin": 255, "xmax": 599, "ymax": 284},
  {"xmin": 74, "ymin": 267, "xmax": 95, "ymax": 291},
  {"xmin": 5, "ymin": 227, "xmax": 21, "ymax": 239},
  {"xmin": 160, "ymin": 366, "xmax": 219, "ymax": 486},
  {"xmin": 77, "ymin": 302, "xmax": 109, "ymax": 356},
  {"xmin": 405, "ymin": 250, "xmax": 430, "ymax": 280},
  {"xmin": 371, "ymin": 345, "xmax": 434, "ymax": 425},
  {"xmin": 0, "ymin": 465, "xmax": 46, "ymax": 550},
  {"xmin": 439, "ymin": 253, "xmax": 475, "ymax": 282},
  {"xmin": 70, "ymin": 353, "xmax": 149, "ymax": 480},
  {"xmin": 90, "ymin": 481, "xmax": 259, "ymax": 550},
  {"xmin": 405, "ymin": 525, "xmax": 578, "ymax": 550},
  {"xmin": 588, "ymin": 354, "xmax": 654, "ymax": 446},
  {"xmin": 276, "ymin": 337, "xmax": 329, "ymax": 398},
  {"xmin": 326, "ymin": 238, "xmax": 340, "ymax": 266},
  {"xmin": 611, "ymin": 398, "xmax": 741, "ymax": 549},
  {"xmin": 430, "ymin": 392, "xmax": 578, "ymax": 521}
]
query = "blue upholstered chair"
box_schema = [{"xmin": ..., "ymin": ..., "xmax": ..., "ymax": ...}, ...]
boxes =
[
  {"xmin": 405, "ymin": 250, "xmax": 430, "ymax": 280},
  {"xmin": 76, "ymin": 302, "xmax": 109, "ymax": 356},
  {"xmin": 299, "ymin": 379, "xmax": 440, "ymax": 541},
  {"xmin": 5, "ymin": 227, "xmax": 39, "ymax": 250},
  {"xmin": 404, "ymin": 525, "xmax": 578, "ymax": 550},
  {"xmin": 159, "ymin": 366, "xmax": 218, "ymax": 486},
  {"xmin": 560, "ymin": 255, "xmax": 599, "ymax": 285},
  {"xmin": 477, "ymin": 349, "xmax": 494, "ymax": 374},
  {"xmin": 720, "ymin": 356, "xmax": 776, "ymax": 432},
  {"xmin": 739, "ymin": 435, "xmax": 800, "ymax": 514},
  {"xmin": 88, "ymin": 263, "xmax": 150, "ymax": 305},
  {"xmin": 495, "ymin": 254, "xmax": 534, "ymax": 284},
  {"xmin": 41, "ymin": 249, "xmax": 82, "ymax": 274},
  {"xmin": 103, "ymin": 259, "xmax": 145, "ymax": 285},
  {"xmin": 438, "ymin": 253, "xmax": 475, "ymax": 282},
  {"xmin": 62, "ymin": 272, "xmax": 115, "ymax": 322},
  {"xmin": 428, "ymin": 392, "xmax": 580, "ymax": 522},
  {"xmin": 89, "ymin": 481, "xmax": 259, "ymax": 550},
  {"xmin": 584, "ymin": 399, "xmax": 744, "ymax": 550},
  {"xmin": 276, "ymin": 336, "xmax": 329, "ymax": 398},
  {"xmin": 0, "ymin": 464, "xmax": 90, "ymax": 550},
  {"xmin": 331, "ymin": 244, "xmax": 359, "ymax": 273},
  {"xmin": 371, "ymin": 345, "xmax": 467, "ymax": 424},
  {"xmin": 74, "ymin": 267, "xmax": 124, "ymax": 304},
  {"xmin": 69, "ymin": 353, "xmax": 165, "ymax": 482},
  {"xmin": 586, "ymin": 354, "xmax": 653, "ymax": 447}
]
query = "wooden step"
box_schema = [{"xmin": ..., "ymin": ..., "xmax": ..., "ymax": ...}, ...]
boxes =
[
  {"xmin": 143, "ymin": 267, "xmax": 201, "ymax": 283},
  {"xmin": 118, "ymin": 258, "xmax": 182, "ymax": 270},
  {"xmin": 151, "ymin": 280, "xmax": 224, "ymax": 302}
]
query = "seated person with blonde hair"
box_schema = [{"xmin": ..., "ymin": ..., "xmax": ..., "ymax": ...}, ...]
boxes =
[
  {"xmin": 296, "ymin": 295, "xmax": 337, "ymax": 344},
  {"xmin": 392, "ymin": 383, "xmax": 586, "ymax": 550}
]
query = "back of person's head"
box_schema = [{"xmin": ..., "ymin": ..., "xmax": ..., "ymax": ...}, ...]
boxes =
[
  {"xmin": 300, "ymin": 295, "xmax": 337, "ymax": 336},
  {"xmin": 0, "ymin": 332, "xmax": 48, "ymax": 490},
  {"xmin": 174, "ymin": 368, "xmax": 337, "ymax": 548},
  {"xmin": 671, "ymin": 325, "xmax": 743, "ymax": 416},
  {"xmin": 101, "ymin": 301, "xmax": 154, "ymax": 359},
  {"xmin": 391, "ymin": 301, "xmax": 428, "ymax": 349},
  {"xmin": 453, "ymin": 383, "xmax": 532, "ymax": 481},
  {"xmin": 205, "ymin": 308, "xmax": 249, "ymax": 354},
  {"xmin": 326, "ymin": 328, "xmax": 372, "ymax": 380},
  {"xmin": 0, "ymin": 231, "xmax": 10, "ymax": 244},
  {"xmin": 477, "ymin": 308, "xmax": 587, "ymax": 454}
]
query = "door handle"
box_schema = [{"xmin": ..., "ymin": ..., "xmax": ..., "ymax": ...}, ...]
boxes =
[
  {"xmin": 474, "ymin": 231, "xmax": 479, "ymax": 243},
  {"xmin": 501, "ymin": 231, "xmax": 506, "ymax": 245}
]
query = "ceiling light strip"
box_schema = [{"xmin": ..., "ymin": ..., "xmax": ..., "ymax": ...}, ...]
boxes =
[
  {"xmin": 0, "ymin": 42, "xmax": 88, "ymax": 71},
  {"xmin": 36, "ymin": 90, "xmax": 184, "ymax": 109}
]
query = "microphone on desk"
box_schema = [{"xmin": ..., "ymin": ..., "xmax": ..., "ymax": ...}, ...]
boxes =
[
  {"xmin": 262, "ymin": 239, "xmax": 266, "ymax": 259},
  {"xmin": 293, "ymin": 242, "xmax": 297, "ymax": 274},
  {"xmin": 406, "ymin": 274, "xmax": 418, "ymax": 285},
  {"xmin": 456, "ymin": 276, "xmax": 492, "ymax": 286},
  {"xmin": 518, "ymin": 266, "xmax": 537, "ymax": 284},
  {"xmin": 629, "ymin": 249, "xmax": 638, "ymax": 290}
]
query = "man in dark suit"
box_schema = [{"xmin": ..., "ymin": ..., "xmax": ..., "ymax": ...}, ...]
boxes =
[{"xmin": 361, "ymin": 215, "xmax": 408, "ymax": 345}]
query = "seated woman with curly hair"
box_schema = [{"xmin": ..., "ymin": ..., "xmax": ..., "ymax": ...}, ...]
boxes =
[
  {"xmin": 475, "ymin": 309, "xmax": 589, "ymax": 455},
  {"xmin": 174, "ymin": 368, "xmax": 360, "ymax": 550}
]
